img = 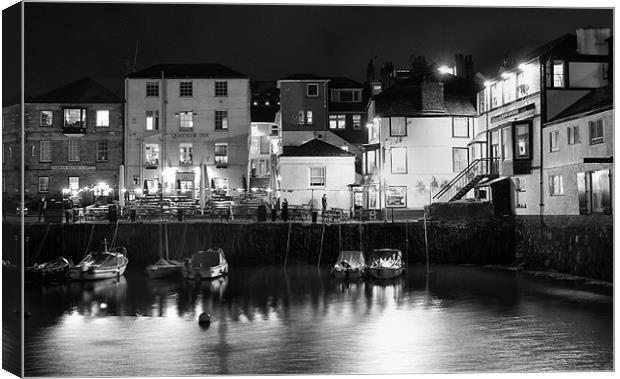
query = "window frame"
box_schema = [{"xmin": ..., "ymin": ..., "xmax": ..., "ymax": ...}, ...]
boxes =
[
  {"xmin": 40, "ymin": 111, "xmax": 53, "ymax": 127},
  {"xmin": 38, "ymin": 176, "xmax": 50, "ymax": 193},
  {"xmin": 389, "ymin": 117, "xmax": 407, "ymax": 137},
  {"xmin": 179, "ymin": 111, "xmax": 194, "ymax": 129},
  {"xmin": 146, "ymin": 110, "xmax": 159, "ymax": 131},
  {"xmin": 215, "ymin": 81, "xmax": 228, "ymax": 97},
  {"xmin": 215, "ymin": 110, "xmax": 228, "ymax": 131},
  {"xmin": 68, "ymin": 176, "xmax": 79, "ymax": 191},
  {"xmin": 552, "ymin": 60, "xmax": 565, "ymax": 88},
  {"xmin": 96, "ymin": 110, "xmax": 109, "ymax": 128},
  {"xmin": 589, "ymin": 119, "xmax": 604, "ymax": 145},
  {"xmin": 96, "ymin": 140, "xmax": 109, "ymax": 162},
  {"xmin": 39, "ymin": 140, "xmax": 52, "ymax": 162},
  {"xmin": 67, "ymin": 140, "xmax": 80, "ymax": 162},
  {"xmin": 179, "ymin": 143, "xmax": 193, "ymax": 165},
  {"xmin": 146, "ymin": 82, "xmax": 159, "ymax": 97},
  {"xmin": 452, "ymin": 147, "xmax": 469, "ymax": 172},
  {"xmin": 452, "ymin": 117, "xmax": 470, "ymax": 138},
  {"xmin": 144, "ymin": 143, "xmax": 160, "ymax": 166},
  {"xmin": 63, "ymin": 108, "xmax": 86, "ymax": 128},
  {"xmin": 329, "ymin": 114, "xmax": 346, "ymax": 129},
  {"xmin": 549, "ymin": 174, "xmax": 564, "ymax": 196},
  {"xmin": 214, "ymin": 142, "xmax": 228, "ymax": 166},
  {"xmin": 179, "ymin": 81, "xmax": 193, "ymax": 97},
  {"xmin": 306, "ymin": 83, "xmax": 319, "ymax": 97},
  {"xmin": 308, "ymin": 166, "xmax": 326, "ymax": 187},
  {"xmin": 549, "ymin": 130, "xmax": 560, "ymax": 152},
  {"xmin": 567, "ymin": 125, "xmax": 580, "ymax": 145},
  {"xmin": 352, "ymin": 115, "xmax": 362, "ymax": 130}
]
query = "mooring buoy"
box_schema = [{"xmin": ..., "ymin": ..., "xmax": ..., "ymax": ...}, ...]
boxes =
[{"xmin": 198, "ymin": 312, "xmax": 211, "ymax": 325}]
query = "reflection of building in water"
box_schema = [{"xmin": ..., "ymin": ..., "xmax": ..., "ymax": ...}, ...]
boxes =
[{"xmin": 67, "ymin": 277, "xmax": 127, "ymax": 316}]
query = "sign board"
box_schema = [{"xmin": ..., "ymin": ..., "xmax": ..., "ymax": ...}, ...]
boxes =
[
  {"xmin": 385, "ymin": 186, "xmax": 407, "ymax": 208},
  {"xmin": 490, "ymin": 103, "xmax": 536, "ymax": 123},
  {"xmin": 51, "ymin": 165, "xmax": 96, "ymax": 170}
]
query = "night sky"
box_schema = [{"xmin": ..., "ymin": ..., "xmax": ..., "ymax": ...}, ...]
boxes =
[{"xmin": 3, "ymin": 2, "xmax": 614, "ymax": 102}]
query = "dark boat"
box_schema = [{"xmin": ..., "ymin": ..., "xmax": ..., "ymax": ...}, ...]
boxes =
[{"xmin": 25, "ymin": 257, "xmax": 70, "ymax": 283}]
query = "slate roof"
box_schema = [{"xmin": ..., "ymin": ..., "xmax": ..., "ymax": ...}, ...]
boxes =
[
  {"xmin": 29, "ymin": 77, "xmax": 122, "ymax": 103},
  {"xmin": 329, "ymin": 77, "xmax": 364, "ymax": 89},
  {"xmin": 127, "ymin": 64, "xmax": 247, "ymax": 79},
  {"xmin": 280, "ymin": 74, "xmax": 329, "ymax": 81},
  {"xmin": 372, "ymin": 73, "xmax": 479, "ymax": 117},
  {"xmin": 279, "ymin": 138, "xmax": 355, "ymax": 157},
  {"xmin": 549, "ymin": 85, "xmax": 613, "ymax": 122}
]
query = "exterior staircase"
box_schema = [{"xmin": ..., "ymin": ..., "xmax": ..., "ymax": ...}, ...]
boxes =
[{"xmin": 433, "ymin": 158, "xmax": 499, "ymax": 203}]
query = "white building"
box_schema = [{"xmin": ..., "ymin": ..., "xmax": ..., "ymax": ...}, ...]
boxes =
[
  {"xmin": 124, "ymin": 64, "xmax": 251, "ymax": 200},
  {"xmin": 278, "ymin": 138, "xmax": 355, "ymax": 210},
  {"xmin": 365, "ymin": 74, "xmax": 479, "ymax": 210},
  {"xmin": 249, "ymin": 121, "xmax": 281, "ymax": 191}
]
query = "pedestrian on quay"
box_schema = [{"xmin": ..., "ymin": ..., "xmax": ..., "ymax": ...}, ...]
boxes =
[
  {"xmin": 38, "ymin": 196, "xmax": 47, "ymax": 223},
  {"xmin": 281, "ymin": 198, "xmax": 289, "ymax": 222},
  {"xmin": 322, "ymin": 194, "xmax": 327, "ymax": 212}
]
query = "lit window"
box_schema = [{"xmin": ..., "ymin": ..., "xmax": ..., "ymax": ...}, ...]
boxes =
[
  {"xmin": 179, "ymin": 81, "xmax": 193, "ymax": 97},
  {"xmin": 329, "ymin": 114, "xmax": 346, "ymax": 129},
  {"xmin": 567, "ymin": 125, "xmax": 580, "ymax": 145},
  {"xmin": 38, "ymin": 177, "xmax": 49, "ymax": 193},
  {"xmin": 146, "ymin": 110, "xmax": 159, "ymax": 131},
  {"xmin": 515, "ymin": 123, "xmax": 530, "ymax": 159},
  {"xmin": 502, "ymin": 74, "xmax": 515, "ymax": 103},
  {"xmin": 179, "ymin": 111, "xmax": 193, "ymax": 129},
  {"xmin": 215, "ymin": 110, "xmax": 228, "ymax": 130},
  {"xmin": 390, "ymin": 147, "xmax": 407, "ymax": 174},
  {"xmin": 309, "ymin": 167, "xmax": 326, "ymax": 187},
  {"xmin": 452, "ymin": 117, "xmax": 470, "ymax": 138},
  {"xmin": 271, "ymin": 124, "xmax": 279, "ymax": 136},
  {"xmin": 40, "ymin": 111, "xmax": 53, "ymax": 127},
  {"xmin": 516, "ymin": 71, "xmax": 529, "ymax": 97},
  {"xmin": 389, "ymin": 117, "xmax": 406, "ymax": 136},
  {"xmin": 213, "ymin": 177, "xmax": 228, "ymax": 190},
  {"xmin": 146, "ymin": 82, "xmax": 159, "ymax": 97},
  {"xmin": 215, "ymin": 143, "xmax": 228, "ymax": 166},
  {"xmin": 478, "ymin": 91, "xmax": 486, "ymax": 113},
  {"xmin": 352, "ymin": 115, "xmax": 362, "ymax": 130},
  {"xmin": 179, "ymin": 143, "xmax": 193, "ymax": 165},
  {"xmin": 63, "ymin": 108, "xmax": 86, "ymax": 128},
  {"xmin": 215, "ymin": 81, "xmax": 228, "ymax": 96},
  {"xmin": 97, "ymin": 140, "xmax": 108, "ymax": 161},
  {"xmin": 259, "ymin": 136, "xmax": 270, "ymax": 154},
  {"xmin": 307, "ymin": 84, "xmax": 319, "ymax": 97},
  {"xmin": 452, "ymin": 147, "xmax": 468, "ymax": 172},
  {"xmin": 549, "ymin": 175, "xmax": 564, "ymax": 196},
  {"xmin": 39, "ymin": 141, "xmax": 52, "ymax": 162},
  {"xmin": 549, "ymin": 130, "xmax": 560, "ymax": 152},
  {"xmin": 144, "ymin": 143, "xmax": 159, "ymax": 165},
  {"xmin": 69, "ymin": 176, "xmax": 79, "ymax": 191},
  {"xmin": 298, "ymin": 110, "xmax": 313, "ymax": 125},
  {"xmin": 341, "ymin": 146, "xmax": 349, "ymax": 152},
  {"xmin": 501, "ymin": 127, "xmax": 512, "ymax": 160},
  {"xmin": 589, "ymin": 119, "xmax": 604, "ymax": 144},
  {"xmin": 96, "ymin": 110, "xmax": 109, "ymax": 127},
  {"xmin": 553, "ymin": 61, "xmax": 565, "ymax": 88},
  {"xmin": 306, "ymin": 111, "xmax": 313, "ymax": 125},
  {"xmin": 68, "ymin": 140, "xmax": 80, "ymax": 162}
]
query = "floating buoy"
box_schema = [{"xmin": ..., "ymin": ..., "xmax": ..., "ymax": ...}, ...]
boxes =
[{"xmin": 198, "ymin": 312, "xmax": 211, "ymax": 325}]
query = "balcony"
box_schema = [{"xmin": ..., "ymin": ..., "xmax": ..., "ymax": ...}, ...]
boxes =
[{"xmin": 62, "ymin": 125, "xmax": 86, "ymax": 137}]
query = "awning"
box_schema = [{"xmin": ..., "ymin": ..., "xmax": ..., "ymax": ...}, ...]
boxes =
[{"xmin": 475, "ymin": 176, "xmax": 509, "ymax": 188}]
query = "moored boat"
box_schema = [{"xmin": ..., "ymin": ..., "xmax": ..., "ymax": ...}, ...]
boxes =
[
  {"xmin": 367, "ymin": 249, "xmax": 404, "ymax": 279},
  {"xmin": 69, "ymin": 239, "xmax": 128, "ymax": 281},
  {"xmin": 25, "ymin": 257, "xmax": 70, "ymax": 283},
  {"xmin": 182, "ymin": 248, "xmax": 228, "ymax": 280},
  {"xmin": 330, "ymin": 250, "xmax": 366, "ymax": 279},
  {"xmin": 146, "ymin": 258, "xmax": 183, "ymax": 279}
]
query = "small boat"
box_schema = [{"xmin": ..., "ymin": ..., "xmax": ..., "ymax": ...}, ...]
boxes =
[
  {"xmin": 367, "ymin": 249, "xmax": 404, "ymax": 279},
  {"xmin": 25, "ymin": 257, "xmax": 70, "ymax": 283},
  {"xmin": 69, "ymin": 239, "xmax": 128, "ymax": 281},
  {"xmin": 330, "ymin": 250, "xmax": 366, "ymax": 279},
  {"xmin": 146, "ymin": 257, "xmax": 183, "ymax": 279},
  {"xmin": 182, "ymin": 248, "xmax": 228, "ymax": 280}
]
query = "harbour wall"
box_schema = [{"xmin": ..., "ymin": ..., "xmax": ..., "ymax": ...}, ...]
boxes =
[{"xmin": 2, "ymin": 215, "xmax": 613, "ymax": 281}]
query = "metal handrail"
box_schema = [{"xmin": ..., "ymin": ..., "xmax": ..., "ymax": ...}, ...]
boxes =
[{"xmin": 433, "ymin": 158, "xmax": 498, "ymax": 202}]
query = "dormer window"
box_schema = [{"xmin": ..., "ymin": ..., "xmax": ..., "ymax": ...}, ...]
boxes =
[{"xmin": 306, "ymin": 84, "xmax": 319, "ymax": 97}]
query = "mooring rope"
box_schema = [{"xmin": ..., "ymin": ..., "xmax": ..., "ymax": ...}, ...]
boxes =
[
  {"xmin": 317, "ymin": 223, "xmax": 325, "ymax": 268},
  {"xmin": 175, "ymin": 223, "xmax": 188, "ymax": 260},
  {"xmin": 109, "ymin": 220, "xmax": 120, "ymax": 250},
  {"xmin": 338, "ymin": 224, "xmax": 343, "ymax": 252},
  {"xmin": 83, "ymin": 223, "xmax": 96, "ymax": 257},
  {"xmin": 30, "ymin": 224, "xmax": 51, "ymax": 264},
  {"xmin": 283, "ymin": 222, "xmax": 292, "ymax": 267}
]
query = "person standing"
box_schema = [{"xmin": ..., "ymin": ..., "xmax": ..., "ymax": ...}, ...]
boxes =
[
  {"xmin": 38, "ymin": 196, "xmax": 47, "ymax": 223},
  {"xmin": 322, "ymin": 194, "xmax": 328, "ymax": 212},
  {"xmin": 281, "ymin": 198, "xmax": 289, "ymax": 222}
]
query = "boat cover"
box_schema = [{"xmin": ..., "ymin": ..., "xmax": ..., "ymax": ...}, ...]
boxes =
[
  {"xmin": 334, "ymin": 250, "xmax": 366, "ymax": 270},
  {"xmin": 369, "ymin": 249, "xmax": 402, "ymax": 268},
  {"xmin": 192, "ymin": 248, "xmax": 226, "ymax": 268}
]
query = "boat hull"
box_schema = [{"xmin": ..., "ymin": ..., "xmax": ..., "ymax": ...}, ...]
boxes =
[
  {"xmin": 146, "ymin": 264, "xmax": 182, "ymax": 279},
  {"xmin": 69, "ymin": 262, "xmax": 127, "ymax": 281},
  {"xmin": 367, "ymin": 267, "xmax": 404, "ymax": 280},
  {"xmin": 331, "ymin": 268, "xmax": 365, "ymax": 279},
  {"xmin": 182, "ymin": 263, "xmax": 228, "ymax": 280}
]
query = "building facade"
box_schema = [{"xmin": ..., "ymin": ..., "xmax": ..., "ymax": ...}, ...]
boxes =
[
  {"xmin": 2, "ymin": 78, "xmax": 124, "ymax": 207},
  {"xmin": 542, "ymin": 85, "xmax": 612, "ymax": 215},
  {"xmin": 472, "ymin": 27, "xmax": 611, "ymax": 215},
  {"xmin": 365, "ymin": 73, "xmax": 479, "ymax": 210},
  {"xmin": 249, "ymin": 121, "xmax": 281, "ymax": 191},
  {"xmin": 124, "ymin": 64, "xmax": 251, "ymax": 200},
  {"xmin": 278, "ymin": 138, "xmax": 355, "ymax": 210}
]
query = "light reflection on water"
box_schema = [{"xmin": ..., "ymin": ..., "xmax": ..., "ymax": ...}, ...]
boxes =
[{"xmin": 24, "ymin": 265, "xmax": 612, "ymax": 376}]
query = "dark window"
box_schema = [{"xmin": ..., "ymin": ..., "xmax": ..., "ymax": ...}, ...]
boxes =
[
  {"xmin": 215, "ymin": 81, "xmax": 228, "ymax": 96},
  {"xmin": 40, "ymin": 111, "xmax": 53, "ymax": 126},
  {"xmin": 179, "ymin": 81, "xmax": 193, "ymax": 97},
  {"xmin": 215, "ymin": 110, "xmax": 228, "ymax": 130},
  {"xmin": 307, "ymin": 84, "xmax": 319, "ymax": 97},
  {"xmin": 389, "ymin": 117, "xmax": 406, "ymax": 136},
  {"xmin": 146, "ymin": 82, "xmax": 159, "ymax": 97},
  {"xmin": 97, "ymin": 140, "xmax": 108, "ymax": 161}
]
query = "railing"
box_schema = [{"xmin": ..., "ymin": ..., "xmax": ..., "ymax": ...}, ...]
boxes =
[{"xmin": 433, "ymin": 158, "xmax": 499, "ymax": 203}]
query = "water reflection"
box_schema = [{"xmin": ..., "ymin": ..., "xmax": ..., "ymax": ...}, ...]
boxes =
[{"xmin": 24, "ymin": 265, "xmax": 613, "ymax": 376}]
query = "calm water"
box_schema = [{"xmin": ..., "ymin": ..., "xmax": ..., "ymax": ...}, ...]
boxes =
[{"xmin": 24, "ymin": 265, "xmax": 613, "ymax": 376}]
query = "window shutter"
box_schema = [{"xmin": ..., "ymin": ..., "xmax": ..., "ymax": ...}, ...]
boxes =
[
  {"xmin": 577, "ymin": 172, "xmax": 587, "ymax": 215},
  {"xmin": 601, "ymin": 169, "xmax": 612, "ymax": 215}
]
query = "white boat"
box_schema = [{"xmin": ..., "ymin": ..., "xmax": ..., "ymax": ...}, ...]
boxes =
[
  {"xmin": 182, "ymin": 248, "xmax": 228, "ymax": 280},
  {"xmin": 69, "ymin": 240, "xmax": 128, "ymax": 281},
  {"xmin": 330, "ymin": 250, "xmax": 366, "ymax": 279},
  {"xmin": 367, "ymin": 249, "xmax": 404, "ymax": 279},
  {"xmin": 146, "ymin": 257, "xmax": 183, "ymax": 279}
]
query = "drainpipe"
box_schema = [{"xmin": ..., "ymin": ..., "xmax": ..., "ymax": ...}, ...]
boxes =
[
  {"xmin": 124, "ymin": 78, "xmax": 129, "ymax": 194},
  {"xmin": 539, "ymin": 57, "xmax": 546, "ymax": 220},
  {"xmin": 160, "ymin": 71, "xmax": 166, "ymax": 196}
]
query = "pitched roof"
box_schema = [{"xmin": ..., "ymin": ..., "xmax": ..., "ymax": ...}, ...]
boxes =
[
  {"xmin": 328, "ymin": 77, "xmax": 364, "ymax": 89},
  {"xmin": 549, "ymin": 85, "xmax": 613, "ymax": 122},
  {"xmin": 372, "ymin": 73, "xmax": 479, "ymax": 117},
  {"xmin": 279, "ymin": 138, "xmax": 355, "ymax": 157},
  {"xmin": 29, "ymin": 77, "xmax": 121, "ymax": 103},
  {"xmin": 127, "ymin": 63, "xmax": 247, "ymax": 79},
  {"xmin": 280, "ymin": 73, "xmax": 329, "ymax": 81}
]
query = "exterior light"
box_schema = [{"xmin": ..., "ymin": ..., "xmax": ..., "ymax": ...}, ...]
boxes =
[
  {"xmin": 266, "ymin": 188, "xmax": 272, "ymax": 193},
  {"xmin": 71, "ymin": 191, "xmax": 78, "ymax": 197},
  {"xmin": 438, "ymin": 65, "xmax": 453, "ymax": 75},
  {"xmin": 265, "ymin": 101, "xmax": 270, "ymax": 106},
  {"xmin": 519, "ymin": 63, "xmax": 527, "ymax": 71},
  {"xmin": 484, "ymin": 81, "xmax": 492, "ymax": 87},
  {"xmin": 253, "ymin": 101, "xmax": 258, "ymax": 106},
  {"xmin": 62, "ymin": 188, "xmax": 70, "ymax": 195},
  {"xmin": 237, "ymin": 188, "xmax": 244, "ymax": 192},
  {"xmin": 251, "ymin": 187, "xmax": 258, "ymax": 192},
  {"xmin": 135, "ymin": 188, "xmax": 143, "ymax": 195}
]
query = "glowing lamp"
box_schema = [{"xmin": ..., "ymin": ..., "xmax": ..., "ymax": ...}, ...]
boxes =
[
  {"xmin": 438, "ymin": 66, "xmax": 453, "ymax": 75},
  {"xmin": 501, "ymin": 72, "xmax": 512, "ymax": 79}
]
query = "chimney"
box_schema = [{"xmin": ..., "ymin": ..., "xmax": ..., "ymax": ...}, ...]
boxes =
[
  {"xmin": 411, "ymin": 56, "xmax": 429, "ymax": 76},
  {"xmin": 421, "ymin": 79, "xmax": 444, "ymax": 111},
  {"xmin": 576, "ymin": 27, "xmax": 611, "ymax": 55}
]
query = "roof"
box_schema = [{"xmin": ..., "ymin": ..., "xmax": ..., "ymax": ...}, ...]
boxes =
[
  {"xmin": 279, "ymin": 138, "xmax": 355, "ymax": 157},
  {"xmin": 280, "ymin": 73, "xmax": 329, "ymax": 81},
  {"xmin": 549, "ymin": 85, "xmax": 613, "ymax": 122},
  {"xmin": 127, "ymin": 64, "xmax": 247, "ymax": 79},
  {"xmin": 328, "ymin": 77, "xmax": 364, "ymax": 89},
  {"xmin": 521, "ymin": 33, "xmax": 577, "ymax": 62},
  {"xmin": 29, "ymin": 77, "xmax": 122, "ymax": 103},
  {"xmin": 372, "ymin": 73, "xmax": 479, "ymax": 117}
]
